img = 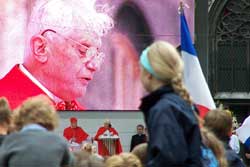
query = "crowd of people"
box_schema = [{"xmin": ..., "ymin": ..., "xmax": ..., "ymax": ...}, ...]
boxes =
[
  {"xmin": 0, "ymin": 95, "xmax": 147, "ymax": 167},
  {"xmin": 0, "ymin": 0, "xmax": 250, "ymax": 167}
]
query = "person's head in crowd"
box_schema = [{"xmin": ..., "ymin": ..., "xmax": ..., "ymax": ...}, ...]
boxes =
[
  {"xmin": 232, "ymin": 116, "xmax": 239, "ymax": 132},
  {"xmin": 72, "ymin": 150, "xmax": 104, "ymax": 167},
  {"xmin": 23, "ymin": 0, "xmax": 113, "ymax": 101},
  {"xmin": 201, "ymin": 127, "xmax": 228, "ymax": 167},
  {"xmin": 0, "ymin": 97, "xmax": 11, "ymax": 135},
  {"xmin": 140, "ymin": 40, "xmax": 192, "ymax": 105},
  {"xmin": 132, "ymin": 143, "xmax": 148, "ymax": 167},
  {"xmin": 104, "ymin": 119, "xmax": 111, "ymax": 129},
  {"xmin": 106, "ymin": 153, "xmax": 142, "ymax": 167},
  {"xmin": 70, "ymin": 117, "xmax": 78, "ymax": 128},
  {"xmin": 136, "ymin": 124, "xmax": 144, "ymax": 135},
  {"xmin": 204, "ymin": 109, "xmax": 233, "ymax": 140},
  {"xmin": 13, "ymin": 95, "xmax": 58, "ymax": 131},
  {"xmin": 81, "ymin": 143, "xmax": 92, "ymax": 154}
]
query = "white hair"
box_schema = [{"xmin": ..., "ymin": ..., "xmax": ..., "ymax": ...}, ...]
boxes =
[
  {"xmin": 104, "ymin": 119, "xmax": 111, "ymax": 124},
  {"xmin": 24, "ymin": 0, "xmax": 113, "ymax": 56},
  {"xmin": 28, "ymin": 0, "xmax": 113, "ymax": 36}
]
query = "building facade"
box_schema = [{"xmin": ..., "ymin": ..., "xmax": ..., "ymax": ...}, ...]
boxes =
[{"xmin": 198, "ymin": 0, "xmax": 250, "ymax": 122}]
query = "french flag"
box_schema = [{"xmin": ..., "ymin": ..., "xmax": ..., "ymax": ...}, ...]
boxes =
[
  {"xmin": 236, "ymin": 116, "xmax": 250, "ymax": 150},
  {"xmin": 180, "ymin": 10, "xmax": 216, "ymax": 118}
]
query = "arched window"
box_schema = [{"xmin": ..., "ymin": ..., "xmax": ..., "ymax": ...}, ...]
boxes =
[
  {"xmin": 209, "ymin": 0, "xmax": 250, "ymax": 121},
  {"xmin": 209, "ymin": 0, "xmax": 250, "ymax": 94}
]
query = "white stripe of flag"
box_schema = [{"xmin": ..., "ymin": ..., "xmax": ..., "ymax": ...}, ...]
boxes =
[
  {"xmin": 180, "ymin": 10, "xmax": 216, "ymax": 118},
  {"xmin": 236, "ymin": 116, "xmax": 250, "ymax": 149}
]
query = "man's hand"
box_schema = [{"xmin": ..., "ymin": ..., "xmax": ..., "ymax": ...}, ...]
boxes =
[{"xmin": 70, "ymin": 137, "xmax": 76, "ymax": 143}]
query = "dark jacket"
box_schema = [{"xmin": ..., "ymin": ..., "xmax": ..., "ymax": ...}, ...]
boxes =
[
  {"xmin": 0, "ymin": 135, "xmax": 5, "ymax": 146},
  {"xmin": 0, "ymin": 130, "xmax": 71, "ymax": 167},
  {"xmin": 139, "ymin": 86, "xmax": 202, "ymax": 167},
  {"xmin": 222, "ymin": 138, "xmax": 245, "ymax": 167},
  {"xmin": 130, "ymin": 134, "xmax": 147, "ymax": 151},
  {"xmin": 240, "ymin": 142, "xmax": 250, "ymax": 166}
]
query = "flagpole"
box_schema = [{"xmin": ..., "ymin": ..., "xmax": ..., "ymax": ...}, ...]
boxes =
[
  {"xmin": 179, "ymin": 1, "xmax": 184, "ymax": 14},
  {"xmin": 179, "ymin": 1, "xmax": 184, "ymax": 10},
  {"xmin": 179, "ymin": 1, "xmax": 191, "ymax": 14},
  {"xmin": 179, "ymin": 1, "xmax": 191, "ymax": 10}
]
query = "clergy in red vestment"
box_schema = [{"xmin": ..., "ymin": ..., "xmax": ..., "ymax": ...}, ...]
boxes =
[
  {"xmin": 0, "ymin": 0, "xmax": 113, "ymax": 110},
  {"xmin": 0, "ymin": 65, "xmax": 84, "ymax": 110},
  {"xmin": 63, "ymin": 117, "xmax": 89, "ymax": 144},
  {"xmin": 94, "ymin": 119, "xmax": 123, "ymax": 156}
]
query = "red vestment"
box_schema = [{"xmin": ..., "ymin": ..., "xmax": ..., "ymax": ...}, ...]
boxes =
[
  {"xmin": 94, "ymin": 127, "xmax": 123, "ymax": 156},
  {"xmin": 0, "ymin": 65, "xmax": 84, "ymax": 110},
  {"xmin": 63, "ymin": 126, "xmax": 89, "ymax": 144}
]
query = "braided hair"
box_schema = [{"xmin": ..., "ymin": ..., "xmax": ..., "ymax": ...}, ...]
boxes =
[{"xmin": 147, "ymin": 40, "xmax": 193, "ymax": 105}]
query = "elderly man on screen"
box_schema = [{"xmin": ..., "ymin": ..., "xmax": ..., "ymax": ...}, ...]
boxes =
[{"xmin": 0, "ymin": 0, "xmax": 113, "ymax": 110}]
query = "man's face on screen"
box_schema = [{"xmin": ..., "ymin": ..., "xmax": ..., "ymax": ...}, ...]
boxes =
[{"xmin": 45, "ymin": 30, "xmax": 102, "ymax": 100}]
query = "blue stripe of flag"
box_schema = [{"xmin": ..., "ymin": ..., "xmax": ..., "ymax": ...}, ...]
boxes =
[
  {"xmin": 180, "ymin": 12, "xmax": 197, "ymax": 56},
  {"xmin": 245, "ymin": 136, "xmax": 250, "ymax": 150}
]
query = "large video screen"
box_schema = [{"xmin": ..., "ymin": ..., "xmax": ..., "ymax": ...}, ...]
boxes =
[{"xmin": 0, "ymin": 0, "xmax": 194, "ymax": 110}]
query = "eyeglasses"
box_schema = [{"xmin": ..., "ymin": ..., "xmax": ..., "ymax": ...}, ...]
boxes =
[{"xmin": 40, "ymin": 29, "xmax": 105, "ymax": 70}]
